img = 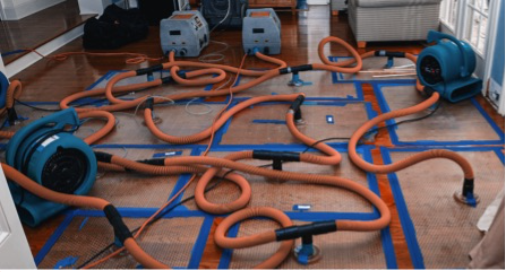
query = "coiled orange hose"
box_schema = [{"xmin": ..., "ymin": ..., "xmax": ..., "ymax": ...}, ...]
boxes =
[
  {"xmin": 0, "ymin": 35, "xmax": 477, "ymax": 270},
  {"xmin": 348, "ymin": 92, "xmax": 474, "ymax": 179}
]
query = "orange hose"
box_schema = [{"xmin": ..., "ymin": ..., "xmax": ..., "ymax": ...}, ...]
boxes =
[
  {"xmin": 78, "ymin": 111, "xmax": 116, "ymax": 145},
  {"xmin": 6, "ymin": 79, "xmax": 22, "ymax": 109},
  {"xmin": 144, "ymin": 94, "xmax": 301, "ymax": 144},
  {"xmin": 348, "ymin": 92, "xmax": 474, "ymax": 179}
]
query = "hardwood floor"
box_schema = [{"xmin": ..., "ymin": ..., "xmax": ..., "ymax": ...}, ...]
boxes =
[
  {"xmin": 0, "ymin": 0, "xmax": 94, "ymax": 64},
  {"xmin": 6, "ymin": 4, "xmax": 502, "ymax": 268}
]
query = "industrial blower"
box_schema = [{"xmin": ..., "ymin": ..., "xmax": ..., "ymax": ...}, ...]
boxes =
[
  {"xmin": 242, "ymin": 8, "xmax": 281, "ymax": 55},
  {"xmin": 6, "ymin": 108, "xmax": 97, "ymax": 227},
  {"xmin": 417, "ymin": 30, "xmax": 483, "ymax": 103}
]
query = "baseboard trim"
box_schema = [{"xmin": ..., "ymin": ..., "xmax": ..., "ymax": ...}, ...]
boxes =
[{"xmin": 4, "ymin": 24, "xmax": 84, "ymax": 78}]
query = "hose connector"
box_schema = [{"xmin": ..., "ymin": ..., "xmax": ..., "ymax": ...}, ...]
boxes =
[
  {"xmin": 252, "ymin": 150, "xmax": 300, "ymax": 171},
  {"xmin": 289, "ymin": 95, "xmax": 305, "ymax": 122},
  {"xmin": 374, "ymin": 50, "xmax": 406, "ymax": 58},
  {"xmin": 95, "ymin": 151, "xmax": 113, "ymax": 163},
  {"xmin": 104, "ymin": 204, "xmax": 133, "ymax": 244},
  {"xmin": 145, "ymin": 97, "xmax": 154, "ymax": 111},
  {"xmin": 454, "ymin": 178, "xmax": 479, "ymax": 207},
  {"xmin": 275, "ymin": 220, "xmax": 337, "ymax": 241},
  {"xmin": 136, "ymin": 158, "xmax": 165, "ymax": 166},
  {"xmin": 136, "ymin": 64, "xmax": 164, "ymax": 76},
  {"xmin": 161, "ymin": 76, "xmax": 173, "ymax": 84},
  {"xmin": 279, "ymin": 65, "xmax": 313, "ymax": 75}
]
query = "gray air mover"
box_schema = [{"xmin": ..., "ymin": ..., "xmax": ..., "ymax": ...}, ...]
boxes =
[
  {"xmin": 242, "ymin": 8, "xmax": 281, "ymax": 55},
  {"xmin": 6, "ymin": 108, "xmax": 96, "ymax": 227},
  {"xmin": 160, "ymin": 10, "xmax": 210, "ymax": 57},
  {"xmin": 417, "ymin": 30, "xmax": 483, "ymax": 103}
]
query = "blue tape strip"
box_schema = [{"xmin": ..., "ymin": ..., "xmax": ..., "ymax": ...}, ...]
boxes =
[
  {"xmin": 252, "ymin": 119, "xmax": 286, "ymax": 124},
  {"xmin": 34, "ymin": 210, "xmax": 77, "ymax": 265},
  {"xmin": 381, "ymin": 147, "xmax": 425, "ymax": 268},
  {"xmin": 78, "ymin": 217, "xmax": 89, "ymax": 232},
  {"xmin": 373, "ymin": 82, "xmax": 505, "ymax": 146},
  {"xmin": 218, "ymin": 222, "xmax": 240, "ymax": 269},
  {"xmin": 53, "ymin": 256, "xmax": 79, "ymax": 269},
  {"xmin": 187, "ymin": 216, "xmax": 214, "ymax": 269}
]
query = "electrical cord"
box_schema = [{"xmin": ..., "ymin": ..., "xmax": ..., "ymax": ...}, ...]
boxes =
[
  {"xmin": 364, "ymin": 101, "xmax": 442, "ymax": 137},
  {"xmin": 75, "ymin": 163, "xmax": 272, "ymax": 269}
]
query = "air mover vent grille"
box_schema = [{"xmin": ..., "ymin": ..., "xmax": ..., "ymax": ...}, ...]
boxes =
[
  {"xmin": 41, "ymin": 148, "xmax": 88, "ymax": 194},
  {"xmin": 420, "ymin": 56, "xmax": 443, "ymax": 85}
]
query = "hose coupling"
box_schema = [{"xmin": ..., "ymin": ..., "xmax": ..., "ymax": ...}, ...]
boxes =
[
  {"xmin": 95, "ymin": 151, "xmax": 113, "ymax": 163},
  {"xmin": 145, "ymin": 97, "xmax": 154, "ymax": 111},
  {"xmin": 374, "ymin": 50, "xmax": 406, "ymax": 58},
  {"xmin": 136, "ymin": 158, "xmax": 165, "ymax": 166},
  {"xmin": 279, "ymin": 65, "xmax": 313, "ymax": 75},
  {"xmin": 252, "ymin": 150, "xmax": 300, "ymax": 171},
  {"xmin": 275, "ymin": 220, "xmax": 337, "ymax": 241},
  {"xmin": 136, "ymin": 64, "xmax": 164, "ymax": 76},
  {"xmin": 289, "ymin": 95, "xmax": 305, "ymax": 122},
  {"xmin": 7, "ymin": 107, "xmax": 19, "ymax": 126},
  {"xmin": 104, "ymin": 204, "xmax": 133, "ymax": 244},
  {"xmin": 161, "ymin": 75, "xmax": 173, "ymax": 84},
  {"xmin": 454, "ymin": 178, "xmax": 480, "ymax": 207}
]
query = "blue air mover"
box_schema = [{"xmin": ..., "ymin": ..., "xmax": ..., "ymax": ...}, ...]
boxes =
[
  {"xmin": 0, "ymin": 71, "xmax": 8, "ymax": 109},
  {"xmin": 6, "ymin": 108, "xmax": 97, "ymax": 227},
  {"xmin": 417, "ymin": 31, "xmax": 482, "ymax": 103}
]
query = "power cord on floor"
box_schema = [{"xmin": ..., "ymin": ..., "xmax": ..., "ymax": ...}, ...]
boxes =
[
  {"xmin": 73, "ymin": 101, "xmax": 441, "ymax": 268},
  {"xmin": 75, "ymin": 163, "xmax": 271, "ymax": 269}
]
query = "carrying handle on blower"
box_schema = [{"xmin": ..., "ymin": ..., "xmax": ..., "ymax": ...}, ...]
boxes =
[
  {"xmin": 6, "ymin": 108, "xmax": 81, "ymax": 163},
  {"xmin": 427, "ymin": 30, "xmax": 470, "ymax": 78}
]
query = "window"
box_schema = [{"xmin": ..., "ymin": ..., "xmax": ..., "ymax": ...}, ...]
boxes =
[
  {"xmin": 440, "ymin": 0, "xmax": 459, "ymax": 31},
  {"xmin": 462, "ymin": 0, "xmax": 490, "ymax": 55}
]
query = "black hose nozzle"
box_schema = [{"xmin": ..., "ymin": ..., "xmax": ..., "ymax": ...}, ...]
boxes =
[
  {"xmin": 275, "ymin": 220, "xmax": 337, "ymax": 241},
  {"xmin": 95, "ymin": 151, "xmax": 113, "ymax": 163},
  {"xmin": 462, "ymin": 178, "xmax": 474, "ymax": 198},
  {"xmin": 145, "ymin": 97, "xmax": 154, "ymax": 111},
  {"xmin": 290, "ymin": 95, "xmax": 305, "ymax": 121},
  {"xmin": 374, "ymin": 50, "xmax": 406, "ymax": 58},
  {"xmin": 136, "ymin": 64, "xmax": 164, "ymax": 76},
  {"xmin": 136, "ymin": 158, "xmax": 165, "ymax": 166}
]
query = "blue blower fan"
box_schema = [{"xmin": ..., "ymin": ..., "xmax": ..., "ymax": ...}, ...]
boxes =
[
  {"xmin": 0, "ymin": 71, "xmax": 9, "ymax": 109},
  {"xmin": 6, "ymin": 108, "xmax": 97, "ymax": 227},
  {"xmin": 417, "ymin": 30, "xmax": 482, "ymax": 103}
]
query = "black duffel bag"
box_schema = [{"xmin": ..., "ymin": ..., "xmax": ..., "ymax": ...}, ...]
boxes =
[{"xmin": 83, "ymin": 5, "xmax": 149, "ymax": 49}]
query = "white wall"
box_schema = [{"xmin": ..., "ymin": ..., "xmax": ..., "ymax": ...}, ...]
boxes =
[{"xmin": 0, "ymin": 0, "xmax": 64, "ymax": 20}]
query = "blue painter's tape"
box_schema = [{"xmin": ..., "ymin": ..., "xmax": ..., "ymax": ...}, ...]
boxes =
[
  {"xmin": 78, "ymin": 217, "xmax": 89, "ymax": 232},
  {"xmin": 218, "ymin": 222, "xmax": 240, "ymax": 269},
  {"xmin": 326, "ymin": 115, "xmax": 334, "ymax": 124},
  {"xmin": 252, "ymin": 119, "xmax": 286, "ymax": 124},
  {"xmin": 153, "ymin": 151, "xmax": 183, "ymax": 158},
  {"xmin": 373, "ymin": 82, "xmax": 505, "ymax": 146},
  {"xmin": 35, "ymin": 210, "xmax": 77, "ymax": 265},
  {"xmin": 380, "ymin": 147, "xmax": 425, "ymax": 269},
  {"xmin": 495, "ymin": 149, "xmax": 505, "ymax": 165},
  {"xmin": 187, "ymin": 216, "xmax": 214, "ymax": 269},
  {"xmin": 53, "ymin": 256, "xmax": 79, "ymax": 269}
]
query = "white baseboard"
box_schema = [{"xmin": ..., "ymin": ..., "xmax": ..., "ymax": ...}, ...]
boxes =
[
  {"xmin": 308, "ymin": 0, "xmax": 330, "ymax": 5},
  {"xmin": 4, "ymin": 24, "xmax": 84, "ymax": 78},
  {"xmin": 1, "ymin": 0, "xmax": 65, "ymax": 20}
]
